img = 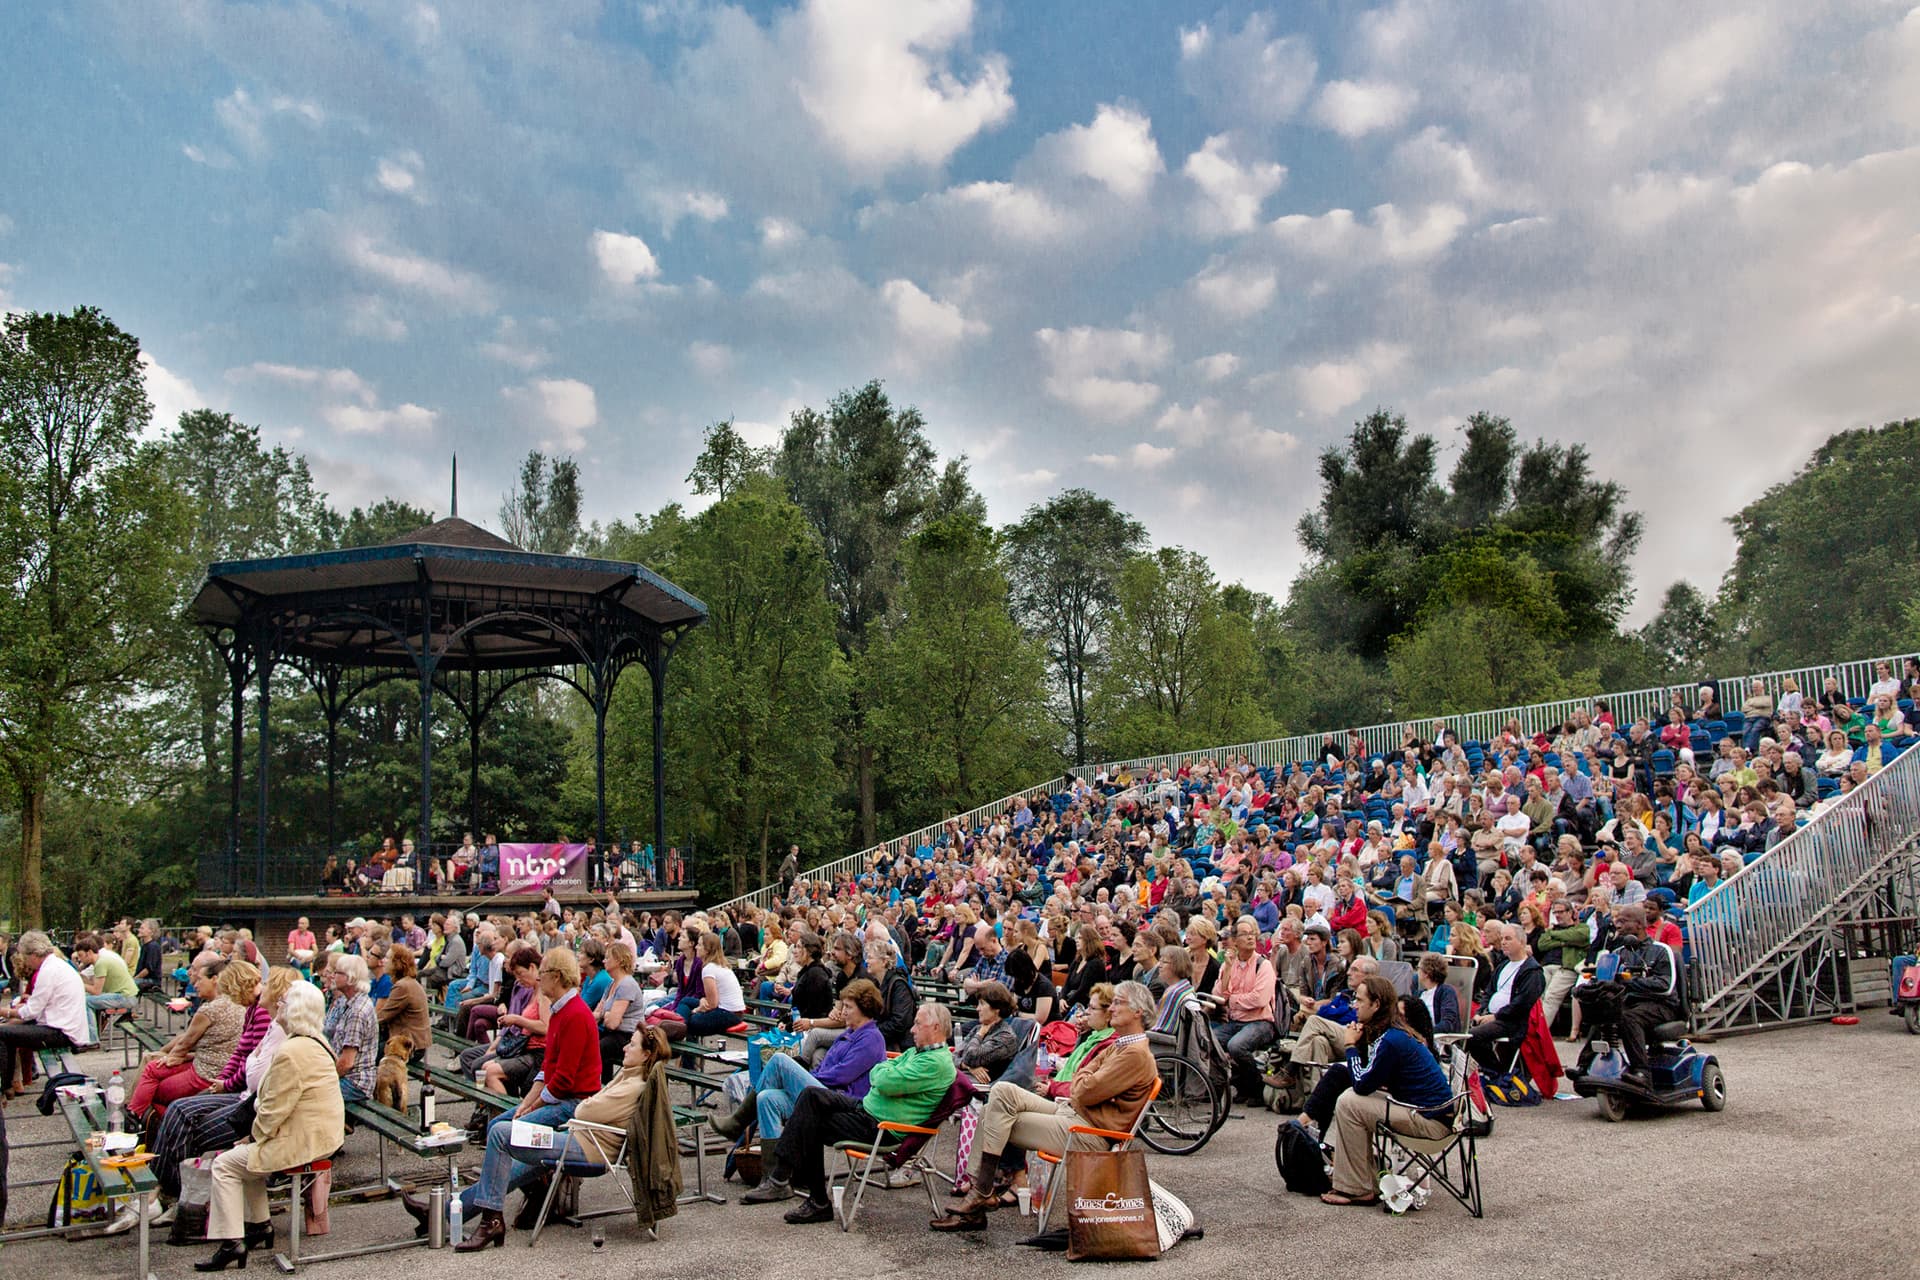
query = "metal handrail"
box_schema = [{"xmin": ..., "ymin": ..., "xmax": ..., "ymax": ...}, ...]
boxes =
[
  {"xmin": 714, "ymin": 650, "xmax": 1914, "ymax": 915},
  {"xmin": 1687, "ymin": 740, "xmax": 1920, "ymax": 1011}
]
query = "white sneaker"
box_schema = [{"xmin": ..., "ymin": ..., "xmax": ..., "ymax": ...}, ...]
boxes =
[{"xmin": 882, "ymin": 1168, "xmax": 924, "ymax": 1190}]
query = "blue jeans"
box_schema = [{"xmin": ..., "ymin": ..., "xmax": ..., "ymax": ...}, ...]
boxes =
[
  {"xmin": 755, "ymin": 1052, "xmax": 823, "ymax": 1140},
  {"xmin": 460, "ymin": 1101, "xmax": 578, "ymax": 1213},
  {"xmin": 340, "ymin": 1078, "xmax": 367, "ymax": 1104}
]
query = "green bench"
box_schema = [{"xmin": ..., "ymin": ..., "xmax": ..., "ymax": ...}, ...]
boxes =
[
  {"xmin": 55, "ymin": 1092, "xmax": 161, "ymax": 1280},
  {"xmin": 337, "ymin": 1095, "xmax": 467, "ymax": 1202}
]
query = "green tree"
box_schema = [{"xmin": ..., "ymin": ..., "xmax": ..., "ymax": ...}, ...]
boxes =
[
  {"xmin": 339, "ymin": 499, "xmax": 433, "ymax": 548},
  {"xmin": 1388, "ymin": 606, "xmax": 1590, "ymax": 715},
  {"xmin": 777, "ymin": 381, "xmax": 939, "ymax": 846},
  {"xmin": 0, "ymin": 307, "xmax": 192, "ymax": 925},
  {"xmin": 1715, "ymin": 419, "xmax": 1920, "ymax": 667},
  {"xmin": 1637, "ymin": 581, "xmax": 1716, "ymax": 680},
  {"xmin": 866, "ymin": 513, "xmax": 1052, "ymax": 826},
  {"xmin": 499, "ymin": 451, "xmax": 583, "ymax": 553},
  {"xmin": 686, "ymin": 420, "xmax": 769, "ymax": 501},
  {"xmin": 1004, "ymin": 488, "xmax": 1146, "ymax": 765}
]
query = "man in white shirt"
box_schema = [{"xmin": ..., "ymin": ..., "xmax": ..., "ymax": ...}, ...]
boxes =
[{"xmin": 0, "ymin": 931, "xmax": 89, "ymax": 1091}]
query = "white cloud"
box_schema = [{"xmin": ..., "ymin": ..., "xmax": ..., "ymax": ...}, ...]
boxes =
[
  {"xmin": 795, "ymin": 0, "xmax": 1014, "ymax": 175},
  {"xmin": 1154, "ymin": 398, "xmax": 1300, "ymax": 459},
  {"xmin": 0, "ymin": 213, "xmax": 13, "ymax": 237},
  {"xmin": 1270, "ymin": 202, "xmax": 1467, "ymax": 264},
  {"xmin": 1178, "ymin": 14, "xmax": 1317, "ymax": 126},
  {"xmin": 1036, "ymin": 325, "xmax": 1170, "ymax": 420},
  {"xmin": 477, "ymin": 317, "xmax": 550, "ymax": 370},
  {"xmin": 929, "ymin": 181, "xmax": 1070, "ymax": 242},
  {"xmin": 1010, "ymin": 467, "xmax": 1058, "ymax": 487},
  {"xmin": 1293, "ymin": 342, "xmax": 1410, "ymax": 415},
  {"xmin": 687, "ymin": 340, "xmax": 733, "ymax": 378},
  {"xmin": 0, "ymin": 262, "xmax": 13, "ymax": 310},
  {"xmin": 503, "ymin": 377, "xmax": 598, "ymax": 450},
  {"xmin": 590, "ymin": 229, "xmax": 661, "ymax": 285},
  {"xmin": 1034, "ymin": 103, "xmax": 1162, "ymax": 200},
  {"xmin": 1089, "ymin": 441, "xmax": 1176, "ymax": 470},
  {"xmin": 1183, "ymin": 134, "xmax": 1287, "ymax": 235},
  {"xmin": 650, "ymin": 188, "xmax": 729, "ymax": 235},
  {"xmin": 881, "ymin": 278, "xmax": 989, "ymax": 360},
  {"xmin": 1190, "ymin": 261, "xmax": 1278, "ymax": 318},
  {"xmin": 375, "ymin": 150, "xmax": 424, "ymax": 198},
  {"xmin": 338, "ymin": 230, "xmax": 491, "ymax": 309},
  {"xmin": 139, "ymin": 353, "xmax": 214, "ymax": 437},
  {"xmin": 1608, "ymin": 170, "xmax": 1725, "ymax": 233},
  {"xmin": 759, "ymin": 216, "xmax": 803, "ymax": 247},
  {"xmin": 182, "ymin": 143, "xmax": 235, "ymax": 169},
  {"xmin": 229, "ymin": 362, "xmax": 376, "ymax": 403},
  {"xmin": 321, "ymin": 401, "xmax": 437, "ymax": 435},
  {"xmin": 211, "ymin": 87, "xmax": 324, "ymax": 160},
  {"xmin": 343, "ymin": 294, "xmax": 408, "ymax": 341},
  {"xmin": 1391, "ymin": 126, "xmax": 1494, "ymax": 206},
  {"xmin": 1193, "ymin": 353, "xmax": 1240, "ymax": 383},
  {"xmin": 1313, "ymin": 79, "xmax": 1417, "ymax": 138}
]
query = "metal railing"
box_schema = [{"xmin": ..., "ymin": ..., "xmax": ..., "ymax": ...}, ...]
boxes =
[
  {"xmin": 713, "ymin": 650, "xmax": 1914, "ymax": 914},
  {"xmin": 1687, "ymin": 738, "xmax": 1920, "ymax": 1014}
]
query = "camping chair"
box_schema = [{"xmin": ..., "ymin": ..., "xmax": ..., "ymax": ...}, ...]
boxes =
[
  {"xmin": 526, "ymin": 1118, "xmax": 646, "ymax": 1244},
  {"xmin": 1029, "ymin": 1076, "xmax": 1162, "ymax": 1236},
  {"xmin": 1370, "ymin": 1047, "xmax": 1484, "ymax": 1218},
  {"xmin": 1435, "ymin": 957, "xmax": 1479, "ymax": 1052},
  {"xmin": 828, "ymin": 1071, "xmax": 980, "ymax": 1232}
]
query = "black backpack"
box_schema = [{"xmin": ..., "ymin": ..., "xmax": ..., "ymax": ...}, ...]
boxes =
[{"xmin": 1274, "ymin": 1119, "xmax": 1331, "ymax": 1196}]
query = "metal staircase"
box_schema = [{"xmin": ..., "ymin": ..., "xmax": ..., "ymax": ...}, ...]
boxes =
[{"xmin": 1687, "ymin": 744, "xmax": 1920, "ymax": 1033}]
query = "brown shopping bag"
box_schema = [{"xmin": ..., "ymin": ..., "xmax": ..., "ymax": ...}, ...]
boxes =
[
  {"xmin": 1064, "ymin": 1148, "xmax": 1157, "ymax": 1261},
  {"xmin": 303, "ymin": 1166, "xmax": 331, "ymax": 1236}
]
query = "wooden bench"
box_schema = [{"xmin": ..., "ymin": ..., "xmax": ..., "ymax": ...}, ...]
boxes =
[
  {"xmin": 59, "ymin": 1091, "xmax": 160, "ymax": 1280},
  {"xmin": 117, "ymin": 1015, "xmax": 169, "ymax": 1069},
  {"xmin": 338, "ymin": 1095, "xmax": 466, "ymax": 1201}
]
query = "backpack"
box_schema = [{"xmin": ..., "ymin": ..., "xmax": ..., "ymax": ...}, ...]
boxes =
[
  {"xmin": 1274, "ymin": 1119, "xmax": 1331, "ymax": 1196},
  {"xmin": 1484, "ymin": 1069, "xmax": 1542, "ymax": 1107}
]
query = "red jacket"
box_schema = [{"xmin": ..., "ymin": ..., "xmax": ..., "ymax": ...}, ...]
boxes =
[
  {"xmin": 539, "ymin": 990, "xmax": 603, "ymax": 1100},
  {"xmin": 1327, "ymin": 894, "xmax": 1368, "ymax": 935}
]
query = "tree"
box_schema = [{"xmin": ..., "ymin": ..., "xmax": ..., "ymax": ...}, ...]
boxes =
[
  {"xmin": 686, "ymin": 420, "xmax": 769, "ymax": 501},
  {"xmin": 612, "ymin": 476, "xmax": 846, "ymax": 895},
  {"xmin": 159, "ymin": 410, "xmax": 339, "ymax": 779},
  {"xmin": 777, "ymin": 381, "xmax": 939, "ymax": 845},
  {"xmin": 1388, "ymin": 606, "xmax": 1589, "ymax": 716},
  {"xmin": 339, "ymin": 499, "xmax": 433, "ymax": 548},
  {"xmin": 498, "ymin": 451, "xmax": 583, "ymax": 553},
  {"xmin": 1004, "ymin": 488, "xmax": 1146, "ymax": 765},
  {"xmin": 1637, "ymin": 581, "xmax": 1716, "ymax": 680},
  {"xmin": 1715, "ymin": 419, "xmax": 1920, "ymax": 668},
  {"xmin": 0, "ymin": 307, "xmax": 192, "ymax": 925},
  {"xmin": 1444, "ymin": 412, "xmax": 1516, "ymax": 531},
  {"xmin": 866, "ymin": 513, "xmax": 1053, "ymax": 826}
]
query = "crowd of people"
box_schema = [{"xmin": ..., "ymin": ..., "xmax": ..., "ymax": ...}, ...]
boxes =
[
  {"xmin": 314, "ymin": 832, "xmax": 688, "ymax": 897},
  {"xmin": 3, "ymin": 665, "xmax": 1914, "ymax": 1248}
]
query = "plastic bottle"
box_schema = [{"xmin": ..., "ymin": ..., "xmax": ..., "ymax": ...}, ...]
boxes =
[
  {"xmin": 448, "ymin": 1193, "xmax": 463, "ymax": 1246},
  {"xmin": 106, "ymin": 1070, "xmax": 125, "ymax": 1131}
]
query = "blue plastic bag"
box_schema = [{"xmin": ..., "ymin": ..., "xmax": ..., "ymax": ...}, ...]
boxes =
[{"xmin": 747, "ymin": 1029, "xmax": 802, "ymax": 1091}]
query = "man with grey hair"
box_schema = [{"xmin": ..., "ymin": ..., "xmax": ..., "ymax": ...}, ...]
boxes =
[
  {"xmin": 931, "ymin": 980, "xmax": 1159, "ymax": 1231},
  {"xmin": 1288, "ymin": 954, "xmax": 1380, "ymax": 1069},
  {"xmin": 1, "ymin": 932, "xmax": 90, "ymax": 1089}
]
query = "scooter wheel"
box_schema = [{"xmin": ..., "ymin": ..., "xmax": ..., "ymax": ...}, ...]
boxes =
[
  {"xmin": 1699, "ymin": 1062, "xmax": 1726, "ymax": 1112},
  {"xmin": 1597, "ymin": 1090, "xmax": 1631, "ymax": 1123}
]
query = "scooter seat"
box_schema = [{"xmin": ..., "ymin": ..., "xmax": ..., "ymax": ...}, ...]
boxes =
[{"xmin": 1650, "ymin": 1021, "xmax": 1689, "ymax": 1044}]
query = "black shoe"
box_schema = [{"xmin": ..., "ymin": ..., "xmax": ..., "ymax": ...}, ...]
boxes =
[
  {"xmin": 193, "ymin": 1241, "xmax": 248, "ymax": 1271},
  {"xmin": 243, "ymin": 1221, "xmax": 274, "ymax": 1251},
  {"xmin": 511, "ymin": 1175, "xmax": 552, "ymax": 1230},
  {"xmin": 783, "ymin": 1198, "xmax": 835, "ymax": 1225},
  {"xmin": 399, "ymin": 1190, "xmax": 432, "ymax": 1238}
]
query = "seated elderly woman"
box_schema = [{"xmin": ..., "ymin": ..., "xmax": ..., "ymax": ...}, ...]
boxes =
[
  {"xmin": 193, "ymin": 982, "xmax": 344, "ymax": 1271},
  {"xmin": 131, "ymin": 958, "xmax": 258, "ymax": 1124},
  {"xmin": 402, "ymin": 1025, "xmax": 673, "ymax": 1242},
  {"xmin": 152, "ymin": 966, "xmax": 302, "ymax": 1206},
  {"xmin": 930, "ymin": 980, "xmax": 1159, "ymax": 1231},
  {"xmin": 953, "ymin": 982, "xmax": 1022, "ymax": 1085},
  {"xmin": 710, "ymin": 978, "xmax": 887, "ymax": 1143}
]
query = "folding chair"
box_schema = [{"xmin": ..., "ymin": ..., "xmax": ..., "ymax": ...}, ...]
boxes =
[
  {"xmin": 1029, "ymin": 1076, "xmax": 1162, "ymax": 1236},
  {"xmin": 829, "ymin": 1072, "xmax": 979, "ymax": 1231},
  {"xmin": 526, "ymin": 1118, "xmax": 647, "ymax": 1245},
  {"xmin": 1434, "ymin": 958, "xmax": 1479, "ymax": 1053},
  {"xmin": 1370, "ymin": 1049, "xmax": 1484, "ymax": 1218}
]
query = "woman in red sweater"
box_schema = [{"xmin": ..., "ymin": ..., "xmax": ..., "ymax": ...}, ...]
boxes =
[{"xmin": 446, "ymin": 946, "xmax": 602, "ymax": 1250}]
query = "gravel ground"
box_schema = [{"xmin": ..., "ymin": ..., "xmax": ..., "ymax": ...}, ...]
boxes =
[{"xmin": 7, "ymin": 1013, "xmax": 1918, "ymax": 1279}]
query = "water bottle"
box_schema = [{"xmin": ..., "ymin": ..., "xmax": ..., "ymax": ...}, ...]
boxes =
[
  {"xmin": 447, "ymin": 1193, "xmax": 464, "ymax": 1246},
  {"xmin": 419, "ymin": 1075, "xmax": 436, "ymax": 1131},
  {"xmin": 106, "ymin": 1069, "xmax": 125, "ymax": 1131}
]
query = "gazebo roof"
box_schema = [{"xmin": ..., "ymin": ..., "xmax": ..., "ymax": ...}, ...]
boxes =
[{"xmin": 191, "ymin": 517, "xmax": 705, "ymax": 670}]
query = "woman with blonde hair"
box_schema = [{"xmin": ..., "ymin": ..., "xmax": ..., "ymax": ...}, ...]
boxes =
[{"xmin": 131, "ymin": 959, "xmax": 260, "ymax": 1123}]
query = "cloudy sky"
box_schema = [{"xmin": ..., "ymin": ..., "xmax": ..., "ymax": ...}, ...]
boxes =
[{"xmin": 3, "ymin": 1, "xmax": 1918, "ymax": 619}]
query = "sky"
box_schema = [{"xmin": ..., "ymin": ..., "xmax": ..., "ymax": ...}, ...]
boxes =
[{"xmin": 3, "ymin": 1, "xmax": 1918, "ymax": 622}]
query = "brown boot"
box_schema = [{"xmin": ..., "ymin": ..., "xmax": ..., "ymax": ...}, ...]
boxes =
[
  {"xmin": 454, "ymin": 1209, "xmax": 505, "ymax": 1251},
  {"xmin": 929, "ymin": 1184, "xmax": 997, "ymax": 1231}
]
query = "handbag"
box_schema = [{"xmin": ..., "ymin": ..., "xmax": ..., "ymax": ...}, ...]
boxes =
[
  {"xmin": 493, "ymin": 1028, "xmax": 529, "ymax": 1058},
  {"xmin": 1064, "ymin": 1148, "xmax": 1158, "ymax": 1261}
]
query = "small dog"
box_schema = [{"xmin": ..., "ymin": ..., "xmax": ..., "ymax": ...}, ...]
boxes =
[{"xmin": 373, "ymin": 1033, "xmax": 414, "ymax": 1111}]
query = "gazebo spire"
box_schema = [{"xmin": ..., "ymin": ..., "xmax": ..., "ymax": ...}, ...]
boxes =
[{"xmin": 451, "ymin": 453, "xmax": 458, "ymax": 518}]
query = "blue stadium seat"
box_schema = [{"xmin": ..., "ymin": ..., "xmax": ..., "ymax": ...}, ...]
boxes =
[
  {"xmin": 1848, "ymin": 697, "xmax": 1866, "ymax": 709},
  {"xmin": 1724, "ymin": 711, "xmax": 1745, "ymax": 734},
  {"xmin": 1652, "ymin": 748, "xmax": 1675, "ymax": 778},
  {"xmin": 1706, "ymin": 719, "xmax": 1728, "ymax": 743}
]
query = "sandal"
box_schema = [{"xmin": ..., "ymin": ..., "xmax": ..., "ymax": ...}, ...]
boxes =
[
  {"xmin": 1319, "ymin": 1191, "xmax": 1380, "ymax": 1207},
  {"xmin": 996, "ymin": 1190, "xmax": 1020, "ymax": 1208}
]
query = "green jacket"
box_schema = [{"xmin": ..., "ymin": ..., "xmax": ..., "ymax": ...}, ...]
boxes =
[
  {"xmin": 1535, "ymin": 923, "xmax": 1591, "ymax": 970},
  {"xmin": 863, "ymin": 1044, "xmax": 957, "ymax": 1125}
]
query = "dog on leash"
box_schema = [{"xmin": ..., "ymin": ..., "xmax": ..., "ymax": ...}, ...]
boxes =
[{"xmin": 373, "ymin": 1033, "xmax": 414, "ymax": 1111}]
